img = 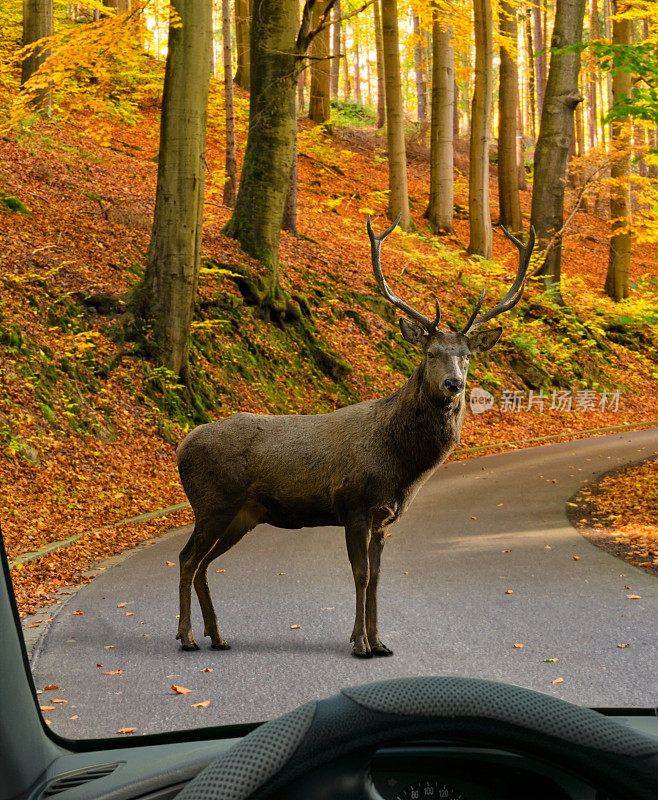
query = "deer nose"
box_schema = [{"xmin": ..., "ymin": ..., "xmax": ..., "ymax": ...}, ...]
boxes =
[{"xmin": 444, "ymin": 378, "xmax": 464, "ymax": 394}]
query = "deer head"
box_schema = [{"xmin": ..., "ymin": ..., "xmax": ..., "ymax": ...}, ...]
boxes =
[{"xmin": 367, "ymin": 215, "xmax": 535, "ymax": 401}]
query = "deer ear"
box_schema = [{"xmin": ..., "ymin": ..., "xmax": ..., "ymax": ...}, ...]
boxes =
[
  {"xmin": 468, "ymin": 326, "xmax": 502, "ymax": 353},
  {"xmin": 400, "ymin": 318, "xmax": 427, "ymax": 346}
]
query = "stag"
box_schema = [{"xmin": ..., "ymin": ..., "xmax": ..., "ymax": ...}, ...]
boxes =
[{"xmin": 175, "ymin": 217, "xmax": 535, "ymax": 657}]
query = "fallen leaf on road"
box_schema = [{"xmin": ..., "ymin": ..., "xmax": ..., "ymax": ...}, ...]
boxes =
[
  {"xmin": 102, "ymin": 670, "xmax": 123, "ymax": 675},
  {"xmin": 44, "ymin": 720, "xmax": 52, "ymax": 725},
  {"xmin": 497, "ymin": 503, "xmax": 504, "ymax": 507},
  {"xmin": 543, "ymin": 658, "xmax": 558, "ymax": 663},
  {"xmin": 572, "ymin": 556, "xmax": 580, "ymax": 561},
  {"xmin": 626, "ymin": 595, "xmax": 641, "ymax": 600},
  {"xmin": 513, "ymin": 643, "xmax": 524, "ymax": 649},
  {"xmin": 69, "ymin": 715, "xmax": 78, "ymax": 720},
  {"xmin": 126, "ymin": 612, "xmax": 134, "ymax": 616},
  {"xmin": 617, "ymin": 643, "xmax": 630, "ymax": 648},
  {"xmin": 117, "ymin": 727, "xmax": 136, "ymax": 735},
  {"xmin": 403, "ymin": 571, "xmax": 409, "ymax": 575},
  {"xmin": 501, "ymin": 549, "xmax": 511, "ymax": 553},
  {"xmin": 386, "ymin": 532, "xmax": 392, "ymax": 537},
  {"xmin": 471, "ymin": 516, "xmax": 477, "ymax": 520},
  {"xmin": 192, "ymin": 701, "xmax": 210, "ymax": 708},
  {"xmin": 321, "ymin": 607, "xmax": 334, "ymax": 611},
  {"xmin": 52, "ymin": 699, "xmax": 67, "ymax": 703},
  {"xmin": 505, "ymin": 590, "xmax": 514, "ymax": 595},
  {"xmin": 40, "ymin": 705, "xmax": 55, "ymax": 711},
  {"xmin": 73, "ymin": 610, "xmax": 84, "ymax": 615},
  {"xmin": 28, "ymin": 622, "xmax": 41, "ymax": 628},
  {"xmin": 216, "ymin": 569, "xmax": 226, "ymax": 573},
  {"xmin": 290, "ymin": 624, "xmax": 301, "ymax": 629},
  {"xmin": 165, "ymin": 561, "xmax": 175, "ymax": 566},
  {"xmin": 43, "ymin": 684, "xmax": 58, "ymax": 691},
  {"xmin": 278, "ymin": 572, "xmax": 285, "ymax": 575},
  {"xmin": 624, "ymin": 585, "xmax": 631, "ymax": 590},
  {"xmin": 551, "ymin": 678, "xmax": 564, "ymax": 684},
  {"xmin": 104, "ymin": 645, "xmax": 115, "ymax": 649},
  {"xmin": 201, "ymin": 667, "xmax": 214, "ymax": 672},
  {"xmin": 171, "ymin": 685, "xmax": 191, "ymax": 694},
  {"xmin": 117, "ymin": 603, "xmax": 126, "ymax": 608},
  {"xmin": 96, "ymin": 664, "xmax": 103, "ymax": 668}
]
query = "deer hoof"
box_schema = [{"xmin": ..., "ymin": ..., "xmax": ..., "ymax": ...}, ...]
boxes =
[
  {"xmin": 210, "ymin": 642, "xmax": 231, "ymax": 650},
  {"xmin": 180, "ymin": 641, "xmax": 200, "ymax": 651},
  {"xmin": 371, "ymin": 643, "xmax": 394, "ymax": 657}
]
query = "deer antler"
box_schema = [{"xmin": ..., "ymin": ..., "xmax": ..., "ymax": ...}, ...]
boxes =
[
  {"xmin": 367, "ymin": 214, "xmax": 441, "ymax": 334},
  {"xmin": 460, "ymin": 226, "xmax": 536, "ymax": 334}
]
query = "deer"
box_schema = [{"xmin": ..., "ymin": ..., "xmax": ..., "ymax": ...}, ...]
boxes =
[{"xmin": 175, "ymin": 216, "xmax": 535, "ymax": 658}]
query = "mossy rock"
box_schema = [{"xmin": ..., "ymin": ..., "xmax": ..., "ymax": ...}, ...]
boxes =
[{"xmin": 510, "ymin": 356, "xmax": 549, "ymax": 389}]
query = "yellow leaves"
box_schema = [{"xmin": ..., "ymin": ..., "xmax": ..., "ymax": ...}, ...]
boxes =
[
  {"xmin": 626, "ymin": 594, "xmax": 642, "ymax": 600},
  {"xmin": 513, "ymin": 643, "xmax": 524, "ymax": 649},
  {"xmin": 551, "ymin": 678, "xmax": 564, "ymax": 685},
  {"xmin": 191, "ymin": 701, "xmax": 210, "ymax": 708},
  {"xmin": 102, "ymin": 669, "xmax": 123, "ymax": 675},
  {"xmin": 289, "ymin": 624, "xmax": 301, "ymax": 630}
]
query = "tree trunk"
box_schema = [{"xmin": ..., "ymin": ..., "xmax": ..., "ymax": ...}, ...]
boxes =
[
  {"xmin": 524, "ymin": 11, "xmax": 536, "ymax": 140},
  {"xmin": 467, "ymin": 0, "xmax": 494, "ymax": 258},
  {"xmin": 532, "ymin": 0, "xmax": 546, "ymax": 116},
  {"xmin": 234, "ymin": 0, "xmax": 250, "ymax": 90},
  {"xmin": 587, "ymin": 0, "xmax": 598, "ymax": 150},
  {"xmin": 604, "ymin": 1, "xmax": 631, "ymax": 301},
  {"xmin": 342, "ymin": 22, "xmax": 351, "ymax": 100},
  {"xmin": 21, "ymin": 0, "xmax": 54, "ymax": 114},
  {"xmin": 353, "ymin": 24, "xmax": 362, "ymax": 104},
  {"xmin": 223, "ymin": 0, "xmax": 299, "ymax": 296},
  {"xmin": 138, "ymin": 0, "xmax": 212, "ymax": 385},
  {"xmin": 282, "ymin": 106, "xmax": 298, "ymax": 234},
  {"xmin": 381, "ymin": 0, "xmax": 411, "ymax": 229},
  {"xmin": 309, "ymin": 0, "xmax": 331, "ymax": 123},
  {"xmin": 374, "ymin": 0, "xmax": 385, "ymax": 128},
  {"xmin": 516, "ymin": 104, "xmax": 527, "ymax": 189},
  {"xmin": 453, "ymin": 78, "xmax": 460, "ymax": 137},
  {"xmin": 426, "ymin": 14, "xmax": 454, "ymax": 234},
  {"xmin": 222, "ymin": 0, "xmax": 237, "ymax": 206},
  {"xmin": 413, "ymin": 14, "xmax": 427, "ymax": 124},
  {"xmin": 530, "ymin": 0, "xmax": 586, "ymax": 296},
  {"xmin": 498, "ymin": 0, "xmax": 521, "ymax": 232},
  {"xmin": 330, "ymin": 0, "xmax": 341, "ymax": 97}
]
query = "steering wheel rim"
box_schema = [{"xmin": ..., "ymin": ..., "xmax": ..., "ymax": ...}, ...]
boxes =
[{"xmin": 177, "ymin": 676, "xmax": 658, "ymax": 800}]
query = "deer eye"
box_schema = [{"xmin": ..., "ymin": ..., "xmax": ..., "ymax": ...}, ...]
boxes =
[{"xmin": 427, "ymin": 351, "xmax": 435, "ymax": 359}]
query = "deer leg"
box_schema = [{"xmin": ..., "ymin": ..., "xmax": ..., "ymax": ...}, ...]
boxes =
[
  {"xmin": 345, "ymin": 518, "xmax": 372, "ymax": 658},
  {"xmin": 192, "ymin": 508, "xmax": 255, "ymax": 649},
  {"xmin": 366, "ymin": 528, "xmax": 393, "ymax": 656},
  {"xmin": 176, "ymin": 514, "xmax": 236, "ymax": 651}
]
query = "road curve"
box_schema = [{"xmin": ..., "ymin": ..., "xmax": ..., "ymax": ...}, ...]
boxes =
[{"xmin": 28, "ymin": 429, "xmax": 658, "ymax": 739}]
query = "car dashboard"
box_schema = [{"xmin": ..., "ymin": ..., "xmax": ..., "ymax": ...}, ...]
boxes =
[{"xmin": 25, "ymin": 712, "xmax": 658, "ymax": 800}]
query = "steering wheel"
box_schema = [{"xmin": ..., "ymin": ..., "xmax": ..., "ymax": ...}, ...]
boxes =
[{"xmin": 177, "ymin": 677, "xmax": 658, "ymax": 800}]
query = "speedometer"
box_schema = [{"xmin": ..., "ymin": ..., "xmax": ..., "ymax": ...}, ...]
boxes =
[{"xmin": 395, "ymin": 780, "xmax": 466, "ymax": 800}]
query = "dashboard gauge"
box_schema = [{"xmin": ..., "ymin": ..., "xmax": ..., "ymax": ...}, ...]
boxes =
[{"xmin": 395, "ymin": 780, "xmax": 466, "ymax": 800}]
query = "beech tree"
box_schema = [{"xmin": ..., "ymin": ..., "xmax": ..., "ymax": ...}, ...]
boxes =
[
  {"xmin": 309, "ymin": 0, "xmax": 331, "ymax": 123},
  {"xmin": 604, "ymin": 0, "xmax": 631, "ymax": 301},
  {"xmin": 413, "ymin": 14, "xmax": 427, "ymax": 124},
  {"xmin": 234, "ymin": 0, "xmax": 250, "ymax": 90},
  {"xmin": 381, "ymin": 0, "xmax": 410, "ymax": 229},
  {"xmin": 223, "ymin": 0, "xmax": 345, "ymax": 310},
  {"xmin": 330, "ymin": 1, "xmax": 341, "ymax": 97},
  {"xmin": 21, "ymin": 0, "xmax": 54, "ymax": 113},
  {"xmin": 222, "ymin": 0, "xmax": 237, "ymax": 206},
  {"xmin": 530, "ymin": 0, "xmax": 586, "ymax": 295},
  {"xmin": 498, "ymin": 0, "xmax": 521, "ymax": 232},
  {"xmin": 425, "ymin": 12, "xmax": 454, "ymax": 234},
  {"xmin": 467, "ymin": 0, "xmax": 493, "ymax": 258},
  {"xmin": 137, "ymin": 0, "xmax": 212, "ymax": 385},
  {"xmin": 373, "ymin": 0, "xmax": 385, "ymax": 128}
]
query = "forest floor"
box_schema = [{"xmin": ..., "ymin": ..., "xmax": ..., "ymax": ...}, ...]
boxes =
[
  {"xmin": 569, "ymin": 456, "xmax": 658, "ymax": 577},
  {"xmin": 1, "ymin": 83, "xmax": 657, "ymax": 614}
]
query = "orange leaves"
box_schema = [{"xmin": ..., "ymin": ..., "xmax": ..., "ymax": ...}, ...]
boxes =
[
  {"xmin": 191, "ymin": 701, "xmax": 210, "ymax": 708},
  {"xmin": 102, "ymin": 670, "xmax": 123, "ymax": 675},
  {"xmin": 43, "ymin": 684, "xmax": 58, "ymax": 691},
  {"xmin": 551, "ymin": 678, "xmax": 564, "ymax": 685},
  {"xmin": 117, "ymin": 727, "xmax": 136, "ymax": 735},
  {"xmin": 171, "ymin": 685, "xmax": 191, "ymax": 695}
]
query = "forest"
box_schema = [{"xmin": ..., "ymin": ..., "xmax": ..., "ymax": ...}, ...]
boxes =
[{"xmin": 1, "ymin": 0, "xmax": 657, "ymax": 612}]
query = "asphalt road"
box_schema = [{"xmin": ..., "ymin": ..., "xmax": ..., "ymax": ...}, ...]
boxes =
[{"xmin": 29, "ymin": 429, "xmax": 658, "ymax": 739}]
